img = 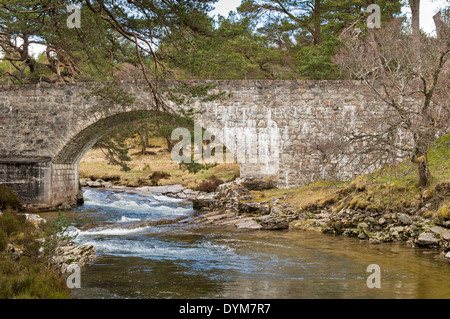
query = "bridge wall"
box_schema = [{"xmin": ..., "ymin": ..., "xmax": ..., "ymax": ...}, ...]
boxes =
[
  {"xmin": 0, "ymin": 80, "xmax": 402, "ymax": 210},
  {"xmin": 0, "ymin": 158, "xmax": 52, "ymax": 209}
]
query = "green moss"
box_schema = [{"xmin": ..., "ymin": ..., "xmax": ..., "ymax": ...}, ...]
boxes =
[
  {"xmin": 436, "ymin": 202, "xmax": 450, "ymax": 221},
  {"xmin": 422, "ymin": 187, "xmax": 436, "ymax": 200},
  {"xmin": 367, "ymin": 205, "xmax": 381, "ymax": 212},
  {"xmin": 349, "ymin": 196, "xmax": 368, "ymax": 210}
]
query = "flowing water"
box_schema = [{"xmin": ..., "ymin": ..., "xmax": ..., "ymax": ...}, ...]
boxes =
[{"xmin": 39, "ymin": 189, "xmax": 450, "ymax": 299}]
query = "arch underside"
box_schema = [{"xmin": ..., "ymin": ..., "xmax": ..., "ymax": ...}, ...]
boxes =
[
  {"xmin": 52, "ymin": 110, "xmax": 240, "ymax": 168},
  {"xmin": 53, "ymin": 110, "xmax": 157, "ymax": 165}
]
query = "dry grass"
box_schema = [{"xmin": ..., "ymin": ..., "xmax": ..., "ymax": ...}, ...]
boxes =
[
  {"xmin": 250, "ymin": 180, "xmax": 346, "ymax": 209},
  {"xmin": 79, "ymin": 137, "xmax": 240, "ymax": 188}
]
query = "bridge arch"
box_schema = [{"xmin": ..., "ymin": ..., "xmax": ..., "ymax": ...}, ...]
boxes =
[
  {"xmin": 53, "ymin": 110, "xmax": 155, "ymax": 166},
  {"xmin": 46, "ymin": 108, "xmax": 241, "ymax": 210}
]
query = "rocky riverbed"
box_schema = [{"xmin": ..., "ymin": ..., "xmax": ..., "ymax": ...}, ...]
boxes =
[
  {"xmin": 190, "ymin": 178, "xmax": 450, "ymax": 261},
  {"xmin": 70, "ymin": 177, "xmax": 450, "ymax": 262},
  {"xmin": 81, "ymin": 178, "xmax": 205, "ymax": 201}
]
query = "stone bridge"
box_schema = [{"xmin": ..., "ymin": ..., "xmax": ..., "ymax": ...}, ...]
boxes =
[{"xmin": 0, "ymin": 80, "xmax": 390, "ymax": 210}]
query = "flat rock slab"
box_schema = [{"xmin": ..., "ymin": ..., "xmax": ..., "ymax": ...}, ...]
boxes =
[
  {"xmin": 52, "ymin": 244, "xmax": 97, "ymax": 273},
  {"xmin": 202, "ymin": 211, "xmax": 224, "ymax": 218},
  {"xmin": 430, "ymin": 226, "xmax": 450, "ymax": 241},
  {"xmin": 235, "ymin": 218, "xmax": 262, "ymax": 230},
  {"xmin": 146, "ymin": 185, "xmax": 185, "ymax": 193},
  {"xmin": 417, "ymin": 232, "xmax": 440, "ymax": 246},
  {"xmin": 207, "ymin": 212, "xmax": 236, "ymax": 222}
]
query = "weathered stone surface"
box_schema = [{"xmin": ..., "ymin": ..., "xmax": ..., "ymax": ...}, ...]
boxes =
[
  {"xmin": 416, "ymin": 232, "xmax": 440, "ymax": 246},
  {"xmin": 239, "ymin": 177, "xmax": 276, "ymax": 191},
  {"xmin": 193, "ymin": 193, "xmax": 217, "ymax": 210},
  {"xmin": 235, "ymin": 218, "xmax": 262, "ymax": 230},
  {"xmin": 52, "ymin": 244, "xmax": 96, "ymax": 273},
  {"xmin": 398, "ymin": 214, "xmax": 413, "ymax": 225},
  {"xmin": 257, "ymin": 215, "xmax": 291, "ymax": 230},
  {"xmin": 86, "ymin": 180, "xmax": 103, "ymax": 188},
  {"xmin": 238, "ymin": 201, "xmax": 270, "ymax": 215},
  {"xmin": 430, "ymin": 226, "xmax": 450, "ymax": 241}
]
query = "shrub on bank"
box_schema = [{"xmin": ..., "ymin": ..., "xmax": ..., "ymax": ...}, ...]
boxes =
[
  {"xmin": 0, "ymin": 254, "xmax": 70, "ymax": 299},
  {"xmin": 0, "ymin": 211, "xmax": 71, "ymax": 299},
  {"xmin": 195, "ymin": 176, "xmax": 224, "ymax": 193},
  {"xmin": 0, "ymin": 186, "xmax": 22, "ymax": 210},
  {"xmin": 149, "ymin": 171, "xmax": 171, "ymax": 186}
]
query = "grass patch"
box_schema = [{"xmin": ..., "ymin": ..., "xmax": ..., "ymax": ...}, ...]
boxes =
[
  {"xmin": 250, "ymin": 180, "xmax": 346, "ymax": 209},
  {"xmin": 0, "ymin": 255, "xmax": 70, "ymax": 299},
  {"xmin": 367, "ymin": 135, "xmax": 450, "ymax": 187}
]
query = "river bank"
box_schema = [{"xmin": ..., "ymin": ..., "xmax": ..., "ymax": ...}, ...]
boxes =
[
  {"xmin": 190, "ymin": 177, "xmax": 450, "ymax": 262},
  {"xmin": 0, "ymin": 207, "xmax": 97, "ymax": 298},
  {"xmin": 79, "ymin": 176, "xmax": 450, "ymax": 262}
]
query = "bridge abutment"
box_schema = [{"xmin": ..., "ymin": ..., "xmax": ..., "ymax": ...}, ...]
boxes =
[
  {"xmin": 50, "ymin": 163, "xmax": 80, "ymax": 209},
  {"xmin": 0, "ymin": 158, "xmax": 80, "ymax": 211}
]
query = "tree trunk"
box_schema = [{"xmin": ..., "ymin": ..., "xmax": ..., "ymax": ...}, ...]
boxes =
[
  {"xmin": 138, "ymin": 130, "xmax": 146, "ymax": 155},
  {"xmin": 311, "ymin": 0, "xmax": 323, "ymax": 45},
  {"xmin": 409, "ymin": 0, "xmax": 421, "ymax": 56},
  {"xmin": 412, "ymin": 134, "xmax": 431, "ymax": 187},
  {"xmin": 415, "ymin": 154, "xmax": 430, "ymax": 187},
  {"xmin": 433, "ymin": 12, "xmax": 445, "ymax": 39},
  {"xmin": 144, "ymin": 129, "xmax": 149, "ymax": 149},
  {"xmin": 165, "ymin": 136, "xmax": 174, "ymax": 152}
]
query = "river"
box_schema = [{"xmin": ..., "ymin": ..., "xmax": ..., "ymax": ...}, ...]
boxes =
[{"xmin": 38, "ymin": 188, "xmax": 450, "ymax": 299}]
